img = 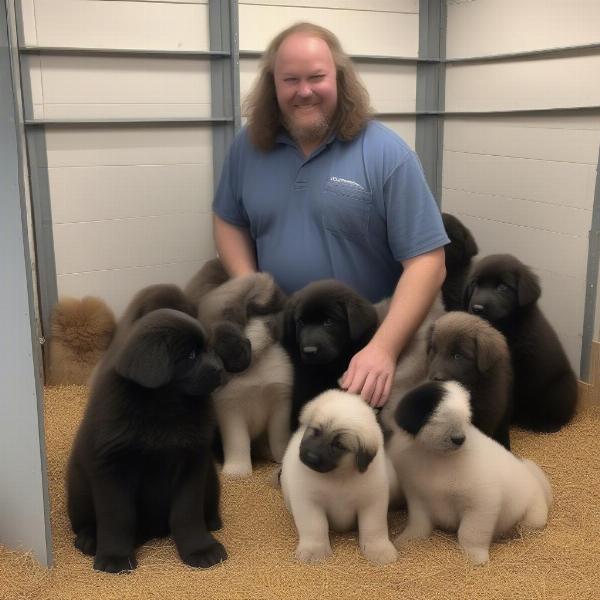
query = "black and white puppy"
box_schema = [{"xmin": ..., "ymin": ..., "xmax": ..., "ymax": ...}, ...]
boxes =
[
  {"xmin": 389, "ymin": 381, "xmax": 552, "ymax": 565},
  {"xmin": 67, "ymin": 309, "xmax": 238, "ymax": 573},
  {"xmin": 464, "ymin": 253, "xmax": 578, "ymax": 432},
  {"xmin": 282, "ymin": 280, "xmax": 379, "ymax": 431}
]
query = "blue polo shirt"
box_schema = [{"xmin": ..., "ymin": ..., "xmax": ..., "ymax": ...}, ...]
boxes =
[{"xmin": 213, "ymin": 120, "xmax": 449, "ymax": 302}]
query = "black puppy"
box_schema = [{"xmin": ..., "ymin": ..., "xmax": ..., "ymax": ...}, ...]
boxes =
[
  {"xmin": 464, "ymin": 254, "xmax": 578, "ymax": 432},
  {"xmin": 282, "ymin": 280, "xmax": 378, "ymax": 431},
  {"xmin": 427, "ymin": 311, "xmax": 513, "ymax": 449},
  {"xmin": 67, "ymin": 308, "xmax": 248, "ymax": 573},
  {"xmin": 441, "ymin": 213, "xmax": 479, "ymax": 311}
]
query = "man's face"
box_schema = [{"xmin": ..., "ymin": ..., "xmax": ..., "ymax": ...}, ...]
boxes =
[{"xmin": 273, "ymin": 33, "xmax": 338, "ymax": 146}]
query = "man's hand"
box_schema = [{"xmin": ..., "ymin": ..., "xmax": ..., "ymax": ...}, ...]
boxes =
[{"xmin": 339, "ymin": 341, "xmax": 396, "ymax": 408}]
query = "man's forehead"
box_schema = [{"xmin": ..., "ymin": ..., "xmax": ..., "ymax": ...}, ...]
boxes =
[{"xmin": 275, "ymin": 33, "xmax": 334, "ymax": 69}]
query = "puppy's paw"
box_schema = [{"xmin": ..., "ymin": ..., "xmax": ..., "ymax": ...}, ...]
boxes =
[
  {"xmin": 182, "ymin": 541, "xmax": 228, "ymax": 568},
  {"xmin": 74, "ymin": 527, "xmax": 97, "ymax": 556},
  {"xmin": 222, "ymin": 461, "xmax": 252, "ymax": 478},
  {"xmin": 93, "ymin": 553, "xmax": 137, "ymax": 573},
  {"xmin": 270, "ymin": 467, "xmax": 282, "ymax": 488},
  {"xmin": 294, "ymin": 542, "xmax": 332, "ymax": 564},
  {"xmin": 361, "ymin": 539, "xmax": 398, "ymax": 565},
  {"xmin": 462, "ymin": 545, "xmax": 489, "ymax": 566},
  {"xmin": 212, "ymin": 322, "xmax": 251, "ymax": 373}
]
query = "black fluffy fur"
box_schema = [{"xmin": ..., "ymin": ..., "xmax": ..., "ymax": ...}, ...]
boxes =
[
  {"xmin": 441, "ymin": 213, "xmax": 479, "ymax": 311},
  {"xmin": 281, "ymin": 280, "xmax": 378, "ymax": 431},
  {"xmin": 464, "ymin": 253, "xmax": 578, "ymax": 432},
  {"xmin": 394, "ymin": 381, "xmax": 445, "ymax": 435},
  {"xmin": 66, "ymin": 308, "xmax": 245, "ymax": 573}
]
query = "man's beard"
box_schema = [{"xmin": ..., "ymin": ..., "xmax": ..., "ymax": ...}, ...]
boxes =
[{"xmin": 282, "ymin": 110, "xmax": 331, "ymax": 145}]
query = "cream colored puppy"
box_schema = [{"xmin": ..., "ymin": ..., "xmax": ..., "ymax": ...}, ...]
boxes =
[
  {"xmin": 214, "ymin": 317, "xmax": 293, "ymax": 478},
  {"xmin": 280, "ymin": 390, "xmax": 397, "ymax": 565},
  {"xmin": 389, "ymin": 380, "xmax": 552, "ymax": 565}
]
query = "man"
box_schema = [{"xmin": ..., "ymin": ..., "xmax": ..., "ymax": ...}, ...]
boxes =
[{"xmin": 213, "ymin": 22, "xmax": 448, "ymax": 408}]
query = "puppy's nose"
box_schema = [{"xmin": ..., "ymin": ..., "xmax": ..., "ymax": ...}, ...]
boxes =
[
  {"xmin": 300, "ymin": 449, "xmax": 321, "ymax": 469},
  {"xmin": 302, "ymin": 346, "xmax": 318, "ymax": 354},
  {"xmin": 451, "ymin": 434, "xmax": 466, "ymax": 447},
  {"xmin": 470, "ymin": 304, "xmax": 485, "ymax": 315}
]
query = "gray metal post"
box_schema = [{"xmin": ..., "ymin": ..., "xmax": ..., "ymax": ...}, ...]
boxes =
[
  {"xmin": 580, "ymin": 145, "xmax": 600, "ymax": 381},
  {"xmin": 416, "ymin": 0, "xmax": 445, "ymax": 204},
  {"xmin": 209, "ymin": 0, "xmax": 240, "ymax": 192},
  {"xmin": 0, "ymin": 0, "xmax": 52, "ymax": 566}
]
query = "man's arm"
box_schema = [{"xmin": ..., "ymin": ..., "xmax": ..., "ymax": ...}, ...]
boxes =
[
  {"xmin": 340, "ymin": 246, "xmax": 446, "ymax": 407},
  {"xmin": 213, "ymin": 213, "xmax": 257, "ymax": 277}
]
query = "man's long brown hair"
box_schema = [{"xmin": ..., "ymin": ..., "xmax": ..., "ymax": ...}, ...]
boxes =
[{"xmin": 243, "ymin": 22, "xmax": 373, "ymax": 152}]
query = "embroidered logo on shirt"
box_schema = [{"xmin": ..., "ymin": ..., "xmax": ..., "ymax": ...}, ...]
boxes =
[{"xmin": 329, "ymin": 176, "xmax": 365, "ymax": 191}]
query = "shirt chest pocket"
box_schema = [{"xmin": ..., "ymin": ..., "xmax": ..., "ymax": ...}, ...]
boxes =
[{"xmin": 321, "ymin": 180, "xmax": 372, "ymax": 245}]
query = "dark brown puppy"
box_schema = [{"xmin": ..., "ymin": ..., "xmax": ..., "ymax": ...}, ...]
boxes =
[
  {"xmin": 427, "ymin": 311, "xmax": 513, "ymax": 449},
  {"xmin": 282, "ymin": 280, "xmax": 379, "ymax": 431},
  {"xmin": 464, "ymin": 254, "xmax": 577, "ymax": 432},
  {"xmin": 441, "ymin": 213, "xmax": 478, "ymax": 311},
  {"xmin": 67, "ymin": 309, "xmax": 234, "ymax": 573}
]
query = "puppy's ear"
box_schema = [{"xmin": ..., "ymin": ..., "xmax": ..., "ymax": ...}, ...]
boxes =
[
  {"xmin": 516, "ymin": 267, "xmax": 541, "ymax": 307},
  {"xmin": 114, "ymin": 326, "xmax": 173, "ymax": 388},
  {"xmin": 475, "ymin": 331, "xmax": 499, "ymax": 372},
  {"xmin": 282, "ymin": 297, "xmax": 298, "ymax": 345},
  {"xmin": 355, "ymin": 443, "xmax": 376, "ymax": 473},
  {"xmin": 345, "ymin": 297, "xmax": 378, "ymax": 342},
  {"xmin": 463, "ymin": 276, "xmax": 476, "ymax": 310},
  {"xmin": 461, "ymin": 226, "xmax": 478, "ymax": 260}
]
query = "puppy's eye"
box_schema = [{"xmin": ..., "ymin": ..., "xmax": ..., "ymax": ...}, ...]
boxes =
[
  {"xmin": 187, "ymin": 349, "xmax": 197, "ymax": 361},
  {"xmin": 323, "ymin": 318, "xmax": 333, "ymax": 327},
  {"xmin": 297, "ymin": 318, "xmax": 304, "ymax": 328},
  {"xmin": 311, "ymin": 427, "xmax": 322, "ymax": 437},
  {"xmin": 332, "ymin": 439, "xmax": 345, "ymax": 451},
  {"xmin": 497, "ymin": 283, "xmax": 508, "ymax": 292},
  {"xmin": 453, "ymin": 353, "xmax": 463, "ymax": 361}
]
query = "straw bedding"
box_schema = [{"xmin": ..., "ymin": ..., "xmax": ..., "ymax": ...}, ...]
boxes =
[{"xmin": 1, "ymin": 384, "xmax": 599, "ymax": 600}]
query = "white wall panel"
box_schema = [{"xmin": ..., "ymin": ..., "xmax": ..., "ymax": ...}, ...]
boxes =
[
  {"xmin": 22, "ymin": 0, "xmax": 209, "ymax": 50},
  {"xmin": 239, "ymin": 4, "xmax": 418, "ymax": 56},
  {"xmin": 49, "ymin": 163, "xmax": 213, "ymax": 223},
  {"xmin": 444, "ymin": 118, "xmax": 600, "ymax": 165},
  {"xmin": 42, "ymin": 126, "xmax": 213, "ymax": 167},
  {"xmin": 447, "ymin": 0, "xmax": 600, "ymax": 59},
  {"xmin": 24, "ymin": 55, "xmax": 211, "ymax": 119},
  {"xmin": 446, "ymin": 54, "xmax": 600, "ymax": 112},
  {"xmin": 443, "ymin": 150, "xmax": 597, "ymax": 211},
  {"xmin": 241, "ymin": 1, "xmax": 418, "ymax": 11},
  {"xmin": 57, "ymin": 260, "xmax": 208, "ymax": 319},
  {"xmin": 53, "ymin": 213, "xmax": 213, "ymax": 274}
]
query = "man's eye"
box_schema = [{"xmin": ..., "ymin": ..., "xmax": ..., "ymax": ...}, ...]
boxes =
[
  {"xmin": 310, "ymin": 74, "xmax": 325, "ymax": 81},
  {"xmin": 284, "ymin": 77, "xmax": 297, "ymax": 83}
]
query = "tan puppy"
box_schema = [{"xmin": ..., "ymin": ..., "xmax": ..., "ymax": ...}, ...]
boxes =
[
  {"xmin": 47, "ymin": 296, "xmax": 116, "ymax": 385},
  {"xmin": 280, "ymin": 390, "xmax": 397, "ymax": 565},
  {"xmin": 390, "ymin": 381, "xmax": 552, "ymax": 565}
]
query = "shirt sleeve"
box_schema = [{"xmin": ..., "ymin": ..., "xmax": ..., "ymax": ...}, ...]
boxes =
[
  {"xmin": 383, "ymin": 151, "xmax": 449, "ymax": 262},
  {"xmin": 212, "ymin": 132, "xmax": 250, "ymax": 228}
]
